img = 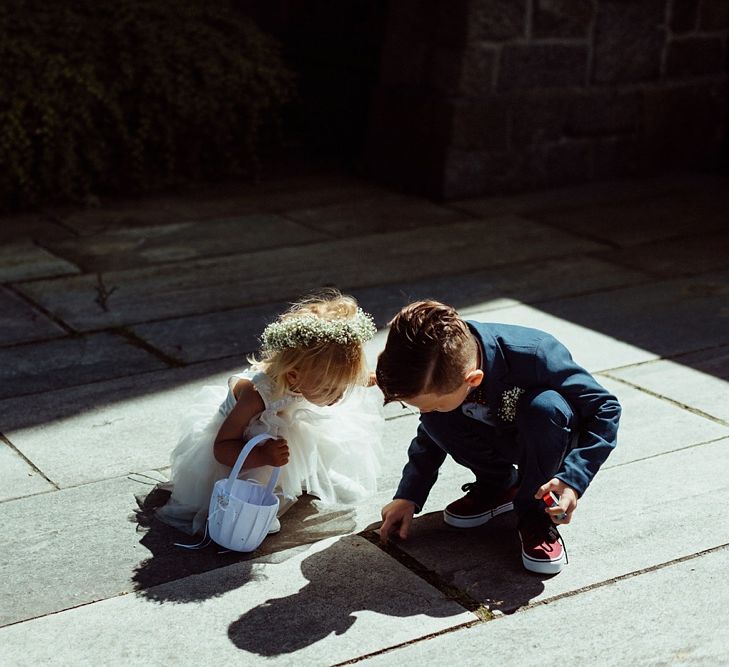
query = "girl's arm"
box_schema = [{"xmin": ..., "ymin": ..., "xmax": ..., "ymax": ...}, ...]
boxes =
[{"xmin": 213, "ymin": 379, "xmax": 289, "ymax": 469}]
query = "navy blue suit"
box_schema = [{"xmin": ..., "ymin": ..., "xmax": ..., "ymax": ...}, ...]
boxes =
[{"xmin": 394, "ymin": 321, "xmax": 622, "ymax": 515}]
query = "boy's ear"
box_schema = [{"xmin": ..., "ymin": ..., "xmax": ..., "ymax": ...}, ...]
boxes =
[{"xmin": 465, "ymin": 369, "xmax": 484, "ymax": 387}]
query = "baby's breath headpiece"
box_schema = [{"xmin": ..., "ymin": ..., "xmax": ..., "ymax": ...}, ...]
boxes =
[{"xmin": 261, "ymin": 308, "xmax": 377, "ymax": 352}]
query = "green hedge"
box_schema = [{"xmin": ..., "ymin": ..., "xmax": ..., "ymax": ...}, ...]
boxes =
[{"xmin": 0, "ymin": 1, "xmax": 295, "ymax": 211}]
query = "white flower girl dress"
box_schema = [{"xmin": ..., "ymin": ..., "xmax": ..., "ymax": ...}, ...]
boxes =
[{"xmin": 157, "ymin": 365, "xmax": 385, "ymax": 535}]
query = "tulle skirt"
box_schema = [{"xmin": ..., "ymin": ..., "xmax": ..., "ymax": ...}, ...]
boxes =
[{"xmin": 156, "ymin": 385, "xmax": 384, "ymax": 535}]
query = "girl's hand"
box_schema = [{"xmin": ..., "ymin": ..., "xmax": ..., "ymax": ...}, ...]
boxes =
[
  {"xmin": 534, "ymin": 478, "xmax": 579, "ymax": 524},
  {"xmin": 368, "ymin": 371, "xmax": 378, "ymax": 387},
  {"xmin": 260, "ymin": 438, "xmax": 289, "ymax": 467}
]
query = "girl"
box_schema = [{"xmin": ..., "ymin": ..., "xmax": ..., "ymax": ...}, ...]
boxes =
[{"xmin": 156, "ymin": 290, "xmax": 384, "ymax": 536}]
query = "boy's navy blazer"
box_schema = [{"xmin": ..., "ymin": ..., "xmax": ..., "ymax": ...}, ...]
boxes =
[{"xmin": 395, "ymin": 321, "xmax": 622, "ymax": 510}]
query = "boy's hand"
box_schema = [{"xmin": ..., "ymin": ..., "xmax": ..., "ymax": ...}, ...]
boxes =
[
  {"xmin": 260, "ymin": 438, "xmax": 289, "ymax": 467},
  {"xmin": 367, "ymin": 371, "xmax": 378, "ymax": 387},
  {"xmin": 535, "ymin": 478, "xmax": 578, "ymax": 524},
  {"xmin": 379, "ymin": 499, "xmax": 416, "ymax": 544}
]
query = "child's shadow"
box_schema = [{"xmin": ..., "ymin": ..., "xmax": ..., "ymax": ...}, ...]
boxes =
[
  {"xmin": 393, "ymin": 511, "xmax": 551, "ymax": 614},
  {"xmin": 227, "ymin": 513, "xmax": 546, "ymax": 657},
  {"xmin": 131, "ymin": 485, "xmax": 357, "ymax": 604}
]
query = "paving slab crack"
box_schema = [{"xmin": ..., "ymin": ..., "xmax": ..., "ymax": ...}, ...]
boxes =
[
  {"xmin": 338, "ymin": 537, "xmax": 729, "ymax": 665},
  {"xmin": 601, "ymin": 435, "xmax": 729, "ymax": 471},
  {"xmin": 31, "ymin": 237, "xmax": 84, "ymax": 274},
  {"xmin": 4, "ymin": 284, "xmax": 77, "ymax": 335},
  {"xmin": 602, "ymin": 373, "xmax": 729, "ymax": 428},
  {"xmin": 39, "ymin": 210, "xmax": 83, "ymax": 237},
  {"xmin": 595, "ymin": 339, "xmax": 729, "ymax": 378},
  {"xmin": 512, "ymin": 541, "xmax": 729, "ymax": 614},
  {"xmin": 93, "ymin": 273, "xmax": 117, "ymax": 312},
  {"xmin": 114, "ymin": 328, "xmax": 186, "ymax": 368},
  {"xmin": 276, "ymin": 210, "xmax": 340, "ymax": 239},
  {"xmin": 331, "ymin": 618, "xmax": 481, "ymax": 666},
  {"xmin": 0, "ymin": 432, "xmax": 59, "ymax": 490},
  {"xmin": 359, "ymin": 529, "xmax": 492, "ymax": 621}
]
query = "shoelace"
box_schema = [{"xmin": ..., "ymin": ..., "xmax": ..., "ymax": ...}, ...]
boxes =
[
  {"xmin": 460, "ymin": 482, "xmax": 495, "ymax": 502},
  {"xmin": 523, "ymin": 519, "xmax": 570, "ymax": 564},
  {"xmin": 546, "ymin": 524, "xmax": 569, "ymax": 564}
]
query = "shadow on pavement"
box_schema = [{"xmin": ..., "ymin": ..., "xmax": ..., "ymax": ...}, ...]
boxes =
[
  {"xmin": 227, "ymin": 515, "xmax": 546, "ymax": 657},
  {"xmin": 131, "ymin": 490, "xmax": 357, "ymax": 603},
  {"xmin": 392, "ymin": 511, "xmax": 553, "ymax": 615}
]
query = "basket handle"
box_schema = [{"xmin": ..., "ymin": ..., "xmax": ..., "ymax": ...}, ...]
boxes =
[{"xmin": 225, "ymin": 433, "xmax": 281, "ymax": 496}]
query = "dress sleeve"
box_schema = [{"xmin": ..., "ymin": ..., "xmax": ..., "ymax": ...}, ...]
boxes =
[
  {"xmin": 535, "ymin": 335, "xmax": 622, "ymax": 496},
  {"xmin": 228, "ymin": 369, "xmax": 274, "ymax": 408},
  {"xmin": 227, "ymin": 373, "xmax": 245, "ymax": 393}
]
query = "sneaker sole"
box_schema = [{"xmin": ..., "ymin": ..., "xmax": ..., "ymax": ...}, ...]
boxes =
[
  {"xmin": 521, "ymin": 550, "xmax": 566, "ymax": 575},
  {"xmin": 443, "ymin": 500, "xmax": 514, "ymax": 528}
]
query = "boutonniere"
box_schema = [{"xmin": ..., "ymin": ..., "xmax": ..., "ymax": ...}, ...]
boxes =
[{"xmin": 498, "ymin": 386, "xmax": 525, "ymax": 422}]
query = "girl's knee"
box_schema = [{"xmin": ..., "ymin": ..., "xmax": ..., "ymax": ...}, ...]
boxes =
[{"xmin": 517, "ymin": 389, "xmax": 574, "ymax": 430}]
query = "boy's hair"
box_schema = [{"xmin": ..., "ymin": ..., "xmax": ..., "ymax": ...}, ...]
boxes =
[
  {"xmin": 376, "ymin": 300, "xmax": 476, "ymax": 403},
  {"xmin": 251, "ymin": 289, "xmax": 373, "ymax": 404}
]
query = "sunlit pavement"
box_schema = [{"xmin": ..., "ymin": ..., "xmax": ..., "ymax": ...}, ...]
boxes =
[{"xmin": 2, "ymin": 169, "xmax": 728, "ymax": 665}]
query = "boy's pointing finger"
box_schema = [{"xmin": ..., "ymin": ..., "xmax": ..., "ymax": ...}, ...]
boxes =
[{"xmin": 399, "ymin": 511, "xmax": 412, "ymax": 540}]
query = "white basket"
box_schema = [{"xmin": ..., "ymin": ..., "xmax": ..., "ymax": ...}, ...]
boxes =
[{"xmin": 207, "ymin": 433, "xmax": 280, "ymax": 553}]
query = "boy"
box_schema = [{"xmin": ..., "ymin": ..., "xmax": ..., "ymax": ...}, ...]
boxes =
[{"xmin": 377, "ymin": 300, "xmax": 621, "ymax": 574}]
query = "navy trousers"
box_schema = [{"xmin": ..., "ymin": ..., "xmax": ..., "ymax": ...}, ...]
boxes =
[{"xmin": 420, "ymin": 388, "xmax": 576, "ymax": 516}]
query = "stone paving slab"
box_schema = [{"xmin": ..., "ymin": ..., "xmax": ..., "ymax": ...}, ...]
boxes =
[
  {"xmin": 0, "ymin": 239, "xmax": 79, "ymax": 282},
  {"xmin": 449, "ymin": 171, "xmax": 729, "ymax": 220},
  {"xmin": 465, "ymin": 304, "xmax": 655, "ymax": 372},
  {"xmin": 0, "ymin": 333, "xmax": 168, "ymax": 401},
  {"xmin": 579, "ymin": 376, "xmax": 728, "ymax": 468},
  {"xmin": 0, "ymin": 363, "xmax": 235, "ymax": 487},
  {"xmin": 0, "ymin": 472, "xmax": 365, "ymax": 627},
  {"xmin": 0, "ymin": 535, "xmax": 474, "ymax": 666},
  {"xmin": 0, "ymin": 359, "xmax": 240, "ymax": 432},
  {"xmin": 529, "ymin": 186, "xmax": 729, "ymax": 247},
  {"xmin": 131, "ymin": 302, "xmax": 286, "ymax": 365},
  {"xmin": 361, "ymin": 545, "xmax": 729, "ymax": 666},
  {"xmin": 469, "ymin": 269, "xmax": 729, "ymax": 368},
  {"xmin": 131, "ymin": 256, "xmax": 646, "ymax": 365},
  {"xmin": 41, "ymin": 215, "xmax": 329, "ymax": 272},
  {"xmin": 285, "ymin": 192, "xmax": 465, "ymax": 236},
  {"xmin": 0, "ymin": 215, "xmax": 72, "ymax": 244},
  {"xmin": 0, "ymin": 474, "xmax": 170, "ymax": 627},
  {"xmin": 55, "ymin": 173, "xmax": 389, "ymax": 235},
  {"xmin": 0, "ymin": 410, "xmax": 460, "ymax": 627},
  {"xmin": 350, "ymin": 256, "xmax": 646, "ymax": 323},
  {"xmin": 16, "ymin": 216, "xmax": 607, "ymax": 331},
  {"xmin": 0, "ymin": 287, "xmax": 66, "ymax": 346},
  {"xmin": 0, "ymin": 441, "xmax": 54, "ymax": 502},
  {"xmin": 598, "ymin": 230, "xmax": 729, "ymax": 278},
  {"xmin": 392, "ymin": 437, "xmax": 729, "ymax": 614},
  {"xmin": 606, "ymin": 346, "xmax": 729, "ymax": 424}
]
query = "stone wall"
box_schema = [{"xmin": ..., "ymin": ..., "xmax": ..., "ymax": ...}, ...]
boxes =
[
  {"xmin": 248, "ymin": 0, "xmax": 387, "ymax": 161},
  {"xmin": 366, "ymin": 0, "xmax": 729, "ymax": 198}
]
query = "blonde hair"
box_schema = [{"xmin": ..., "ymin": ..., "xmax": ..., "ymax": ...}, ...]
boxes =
[{"xmin": 250, "ymin": 290, "xmax": 374, "ymax": 404}]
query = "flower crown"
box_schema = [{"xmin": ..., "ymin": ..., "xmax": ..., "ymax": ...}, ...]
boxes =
[{"xmin": 261, "ymin": 308, "xmax": 377, "ymax": 351}]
